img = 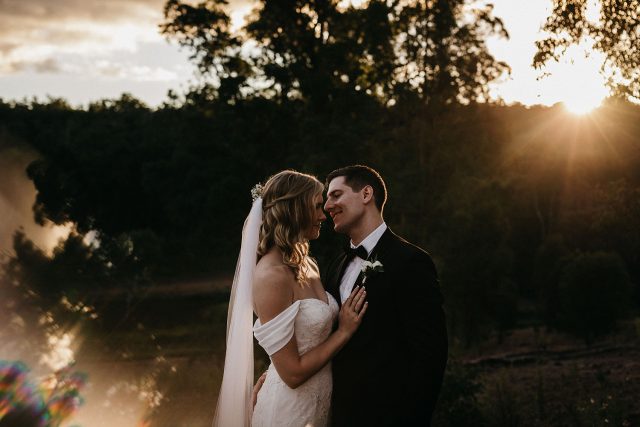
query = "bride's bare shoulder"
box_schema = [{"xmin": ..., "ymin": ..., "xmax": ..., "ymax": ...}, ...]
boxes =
[
  {"xmin": 254, "ymin": 262, "xmax": 293, "ymax": 290},
  {"xmin": 253, "ymin": 252, "xmax": 295, "ymax": 321}
]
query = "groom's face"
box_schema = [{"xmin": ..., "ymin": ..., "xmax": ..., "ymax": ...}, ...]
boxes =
[{"xmin": 324, "ymin": 176, "xmax": 365, "ymax": 235}]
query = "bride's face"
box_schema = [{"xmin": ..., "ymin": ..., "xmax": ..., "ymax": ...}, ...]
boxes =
[{"xmin": 304, "ymin": 193, "xmax": 326, "ymax": 240}]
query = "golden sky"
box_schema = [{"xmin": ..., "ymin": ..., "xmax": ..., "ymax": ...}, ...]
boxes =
[{"xmin": 0, "ymin": 0, "xmax": 610, "ymax": 110}]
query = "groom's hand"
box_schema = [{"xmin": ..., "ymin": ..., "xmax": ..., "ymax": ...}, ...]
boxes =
[{"xmin": 252, "ymin": 371, "xmax": 268, "ymax": 408}]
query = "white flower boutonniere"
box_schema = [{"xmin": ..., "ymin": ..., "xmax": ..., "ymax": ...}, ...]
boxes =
[{"xmin": 361, "ymin": 258, "xmax": 384, "ymax": 284}]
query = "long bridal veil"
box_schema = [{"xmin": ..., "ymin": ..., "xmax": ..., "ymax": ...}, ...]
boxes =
[{"xmin": 213, "ymin": 197, "xmax": 262, "ymax": 427}]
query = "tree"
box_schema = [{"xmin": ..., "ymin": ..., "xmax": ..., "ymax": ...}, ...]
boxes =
[
  {"xmin": 435, "ymin": 177, "xmax": 515, "ymax": 346},
  {"xmin": 160, "ymin": 0, "xmax": 252, "ymax": 102},
  {"xmin": 4, "ymin": 230, "xmax": 118, "ymax": 299},
  {"xmin": 392, "ymin": 0, "xmax": 510, "ymax": 104},
  {"xmin": 161, "ymin": 0, "xmax": 509, "ymax": 106},
  {"xmin": 532, "ymin": 234, "xmax": 570, "ymax": 329},
  {"xmin": 534, "ymin": 0, "xmax": 640, "ymax": 100},
  {"xmin": 244, "ymin": 0, "xmax": 400, "ymax": 105}
]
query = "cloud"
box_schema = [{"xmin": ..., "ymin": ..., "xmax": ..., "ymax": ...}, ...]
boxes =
[
  {"xmin": 0, "ymin": 41, "xmax": 19, "ymax": 56},
  {"xmin": 0, "ymin": 0, "xmax": 168, "ymax": 76},
  {"xmin": 0, "ymin": 0, "xmax": 166, "ymax": 26},
  {"xmin": 92, "ymin": 60, "xmax": 179, "ymax": 82},
  {"xmin": 1, "ymin": 58, "xmax": 61, "ymax": 74},
  {"xmin": 0, "ymin": 0, "xmax": 253, "ymax": 105},
  {"xmin": 0, "ymin": 0, "xmax": 260, "ymax": 72},
  {"xmin": 32, "ymin": 58, "xmax": 62, "ymax": 73}
]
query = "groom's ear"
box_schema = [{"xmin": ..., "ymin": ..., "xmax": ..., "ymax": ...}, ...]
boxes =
[{"xmin": 362, "ymin": 185, "xmax": 374, "ymax": 205}]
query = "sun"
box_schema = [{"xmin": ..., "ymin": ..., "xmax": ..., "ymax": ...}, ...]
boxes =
[
  {"xmin": 562, "ymin": 90, "xmax": 605, "ymax": 115},
  {"xmin": 560, "ymin": 54, "xmax": 608, "ymax": 115},
  {"xmin": 544, "ymin": 44, "xmax": 609, "ymax": 115}
]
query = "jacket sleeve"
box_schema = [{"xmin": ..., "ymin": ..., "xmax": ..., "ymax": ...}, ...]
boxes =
[{"xmin": 394, "ymin": 249, "xmax": 448, "ymax": 421}]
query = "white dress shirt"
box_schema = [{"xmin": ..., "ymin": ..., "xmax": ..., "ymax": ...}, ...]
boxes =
[{"xmin": 339, "ymin": 222, "xmax": 387, "ymax": 303}]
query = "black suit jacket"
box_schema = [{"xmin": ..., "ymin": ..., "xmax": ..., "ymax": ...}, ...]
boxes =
[{"xmin": 323, "ymin": 228, "xmax": 448, "ymax": 427}]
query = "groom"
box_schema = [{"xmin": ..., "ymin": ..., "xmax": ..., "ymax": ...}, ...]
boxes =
[{"xmin": 323, "ymin": 165, "xmax": 448, "ymax": 426}]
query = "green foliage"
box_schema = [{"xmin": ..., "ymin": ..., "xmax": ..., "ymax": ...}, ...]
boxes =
[
  {"xmin": 394, "ymin": 0, "xmax": 510, "ymax": 104},
  {"xmin": 161, "ymin": 0, "xmax": 509, "ymax": 105},
  {"xmin": 533, "ymin": 234, "xmax": 570, "ymax": 328},
  {"xmin": 557, "ymin": 251, "xmax": 632, "ymax": 344},
  {"xmin": 4, "ymin": 0, "xmax": 640, "ymax": 343},
  {"xmin": 2, "ymin": 97, "xmax": 640, "ymax": 342},
  {"xmin": 160, "ymin": 0, "xmax": 250, "ymax": 102},
  {"xmin": 437, "ymin": 177, "xmax": 516, "ymax": 346},
  {"xmin": 4, "ymin": 229, "xmax": 138, "ymax": 299},
  {"xmin": 534, "ymin": 0, "xmax": 640, "ymax": 100}
]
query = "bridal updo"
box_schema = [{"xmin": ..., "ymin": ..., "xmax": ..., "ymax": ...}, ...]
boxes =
[{"xmin": 257, "ymin": 170, "xmax": 324, "ymax": 286}]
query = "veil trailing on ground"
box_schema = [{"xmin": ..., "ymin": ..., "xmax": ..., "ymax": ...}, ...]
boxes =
[{"xmin": 213, "ymin": 197, "xmax": 262, "ymax": 427}]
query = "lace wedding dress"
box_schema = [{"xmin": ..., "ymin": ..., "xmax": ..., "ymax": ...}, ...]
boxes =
[{"xmin": 252, "ymin": 291, "xmax": 339, "ymax": 427}]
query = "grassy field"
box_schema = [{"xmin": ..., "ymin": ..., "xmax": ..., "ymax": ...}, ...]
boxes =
[
  {"xmin": 4, "ymin": 287, "xmax": 638, "ymax": 427},
  {"xmin": 449, "ymin": 326, "xmax": 640, "ymax": 427},
  {"xmin": 75, "ymin": 291, "xmax": 640, "ymax": 427}
]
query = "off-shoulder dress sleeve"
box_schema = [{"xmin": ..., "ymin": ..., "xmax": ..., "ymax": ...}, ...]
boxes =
[{"xmin": 253, "ymin": 301, "xmax": 301, "ymax": 356}]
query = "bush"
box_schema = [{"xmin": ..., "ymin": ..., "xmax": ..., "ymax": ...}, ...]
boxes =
[
  {"xmin": 557, "ymin": 251, "xmax": 632, "ymax": 344},
  {"xmin": 480, "ymin": 370, "xmax": 521, "ymax": 427},
  {"xmin": 533, "ymin": 234, "xmax": 570, "ymax": 329},
  {"xmin": 432, "ymin": 360, "xmax": 484, "ymax": 427}
]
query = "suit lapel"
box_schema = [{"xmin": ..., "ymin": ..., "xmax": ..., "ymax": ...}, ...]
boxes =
[
  {"xmin": 328, "ymin": 253, "xmax": 349, "ymax": 306},
  {"xmin": 327, "ymin": 228, "xmax": 398, "ymax": 305},
  {"xmin": 368, "ymin": 228, "xmax": 395, "ymax": 264},
  {"xmin": 360, "ymin": 228, "xmax": 397, "ymax": 286},
  {"xmin": 348, "ymin": 228, "xmax": 397, "ymax": 293}
]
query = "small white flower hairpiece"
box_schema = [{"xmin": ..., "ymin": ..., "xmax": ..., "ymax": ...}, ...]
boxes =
[{"xmin": 251, "ymin": 183, "xmax": 264, "ymax": 201}]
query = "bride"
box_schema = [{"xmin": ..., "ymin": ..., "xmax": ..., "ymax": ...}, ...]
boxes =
[{"xmin": 213, "ymin": 170, "xmax": 368, "ymax": 427}]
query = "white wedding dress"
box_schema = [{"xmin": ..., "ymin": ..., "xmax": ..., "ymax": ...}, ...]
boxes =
[{"xmin": 252, "ymin": 291, "xmax": 339, "ymax": 427}]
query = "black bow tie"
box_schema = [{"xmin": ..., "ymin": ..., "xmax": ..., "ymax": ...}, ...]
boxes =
[{"xmin": 344, "ymin": 245, "xmax": 368, "ymax": 261}]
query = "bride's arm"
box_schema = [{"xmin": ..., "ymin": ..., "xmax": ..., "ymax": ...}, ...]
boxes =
[{"xmin": 254, "ymin": 267, "xmax": 367, "ymax": 389}]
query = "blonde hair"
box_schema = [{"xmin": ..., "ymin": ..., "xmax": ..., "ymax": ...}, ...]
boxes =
[{"xmin": 257, "ymin": 170, "xmax": 324, "ymax": 286}]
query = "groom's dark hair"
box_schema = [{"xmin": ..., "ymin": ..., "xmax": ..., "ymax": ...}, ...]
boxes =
[{"xmin": 326, "ymin": 165, "xmax": 387, "ymax": 212}]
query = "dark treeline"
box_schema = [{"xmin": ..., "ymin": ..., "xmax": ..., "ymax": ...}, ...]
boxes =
[
  {"xmin": 1, "ymin": 0, "xmax": 639, "ymax": 347},
  {"xmin": 1, "ymin": 95, "xmax": 639, "ymax": 346}
]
